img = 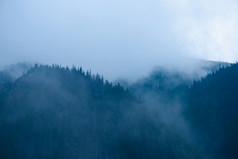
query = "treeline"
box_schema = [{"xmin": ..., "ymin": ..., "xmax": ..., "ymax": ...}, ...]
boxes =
[
  {"xmin": 1, "ymin": 62, "xmax": 238, "ymax": 159},
  {"xmin": 185, "ymin": 63, "xmax": 238, "ymax": 159},
  {"xmin": 0, "ymin": 64, "xmax": 200, "ymax": 159}
]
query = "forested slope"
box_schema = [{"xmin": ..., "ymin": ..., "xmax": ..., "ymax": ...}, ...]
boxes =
[
  {"xmin": 0, "ymin": 65, "xmax": 200, "ymax": 159},
  {"xmin": 186, "ymin": 63, "xmax": 238, "ymax": 159}
]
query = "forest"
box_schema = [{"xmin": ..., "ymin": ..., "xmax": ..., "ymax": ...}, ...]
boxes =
[{"xmin": 0, "ymin": 62, "xmax": 237, "ymax": 159}]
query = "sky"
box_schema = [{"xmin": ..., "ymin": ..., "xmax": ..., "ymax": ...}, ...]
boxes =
[{"xmin": 0, "ymin": 0, "xmax": 238, "ymax": 80}]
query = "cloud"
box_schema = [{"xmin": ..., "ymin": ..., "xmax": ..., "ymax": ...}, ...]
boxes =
[
  {"xmin": 0, "ymin": 0, "xmax": 237, "ymax": 80},
  {"xmin": 165, "ymin": 0, "xmax": 238, "ymax": 62}
]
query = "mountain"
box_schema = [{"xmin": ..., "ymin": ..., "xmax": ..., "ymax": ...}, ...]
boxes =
[
  {"xmin": 0, "ymin": 64, "xmax": 200, "ymax": 159},
  {"xmin": 129, "ymin": 60, "xmax": 229, "ymax": 105},
  {"xmin": 186, "ymin": 63, "xmax": 238, "ymax": 159},
  {"xmin": 0, "ymin": 60, "xmax": 235, "ymax": 159}
]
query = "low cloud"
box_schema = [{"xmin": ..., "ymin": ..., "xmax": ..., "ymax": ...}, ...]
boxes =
[
  {"xmin": 0, "ymin": 0, "xmax": 237, "ymax": 80},
  {"xmin": 165, "ymin": 0, "xmax": 238, "ymax": 62}
]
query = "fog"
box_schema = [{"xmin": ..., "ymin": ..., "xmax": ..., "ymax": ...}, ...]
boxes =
[
  {"xmin": 0, "ymin": 1, "xmax": 237, "ymax": 158},
  {"xmin": 0, "ymin": 64, "xmax": 204, "ymax": 158},
  {"xmin": 0, "ymin": 0, "xmax": 238, "ymax": 80}
]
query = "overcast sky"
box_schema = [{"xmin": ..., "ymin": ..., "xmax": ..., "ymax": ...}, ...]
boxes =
[{"xmin": 0, "ymin": 0, "xmax": 238, "ymax": 80}]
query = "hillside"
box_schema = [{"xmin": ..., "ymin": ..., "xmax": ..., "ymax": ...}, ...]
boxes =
[
  {"xmin": 0, "ymin": 64, "xmax": 200, "ymax": 159},
  {"xmin": 0, "ymin": 61, "xmax": 236, "ymax": 159},
  {"xmin": 186, "ymin": 63, "xmax": 238, "ymax": 159}
]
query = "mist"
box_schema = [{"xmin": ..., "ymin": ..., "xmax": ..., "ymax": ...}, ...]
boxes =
[
  {"xmin": 1, "ymin": 0, "xmax": 237, "ymax": 80},
  {"xmin": 0, "ymin": 64, "xmax": 203, "ymax": 159},
  {"xmin": 1, "ymin": 1, "xmax": 238, "ymax": 158}
]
